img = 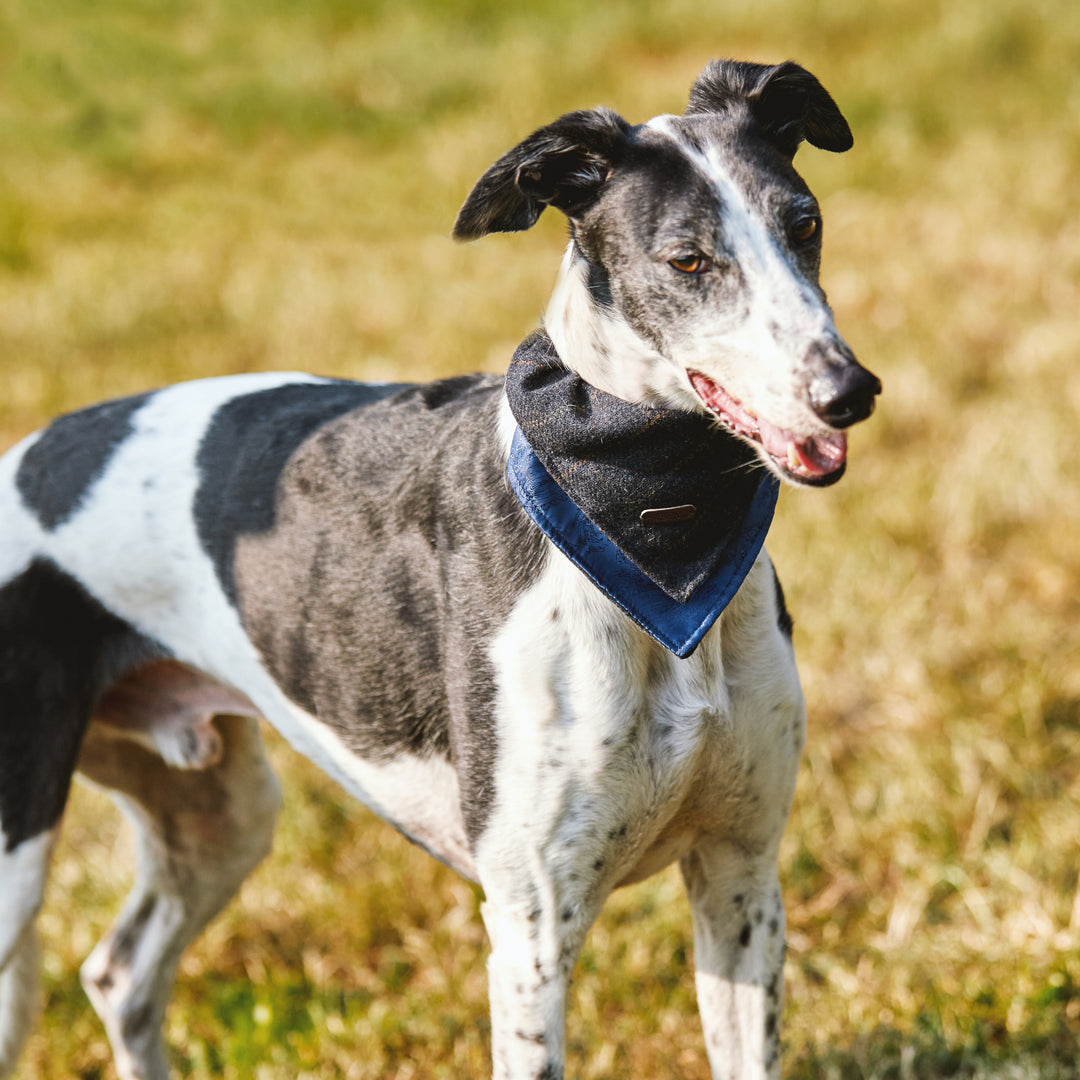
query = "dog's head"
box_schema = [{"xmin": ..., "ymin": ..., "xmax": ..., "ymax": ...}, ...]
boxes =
[{"xmin": 454, "ymin": 60, "xmax": 881, "ymax": 487}]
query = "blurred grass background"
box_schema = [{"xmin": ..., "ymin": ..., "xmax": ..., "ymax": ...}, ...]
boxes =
[{"xmin": 3, "ymin": 0, "xmax": 1079, "ymax": 1076}]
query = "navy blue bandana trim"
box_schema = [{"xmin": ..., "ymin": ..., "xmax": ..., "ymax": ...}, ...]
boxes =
[
  {"xmin": 504, "ymin": 330, "xmax": 780, "ymax": 658},
  {"xmin": 508, "ymin": 429, "xmax": 778, "ymax": 657}
]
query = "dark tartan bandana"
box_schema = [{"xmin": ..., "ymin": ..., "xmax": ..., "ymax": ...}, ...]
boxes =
[{"xmin": 504, "ymin": 329, "xmax": 775, "ymax": 605}]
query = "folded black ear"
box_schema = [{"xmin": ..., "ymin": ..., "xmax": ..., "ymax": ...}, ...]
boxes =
[
  {"xmin": 453, "ymin": 108, "xmax": 632, "ymax": 241},
  {"xmin": 687, "ymin": 59, "xmax": 853, "ymax": 156}
]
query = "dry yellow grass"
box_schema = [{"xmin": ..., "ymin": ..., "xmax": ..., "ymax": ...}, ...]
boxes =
[{"xmin": 3, "ymin": 0, "xmax": 1079, "ymax": 1076}]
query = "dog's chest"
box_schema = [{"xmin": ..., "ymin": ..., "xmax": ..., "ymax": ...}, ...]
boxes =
[{"xmin": 480, "ymin": 546, "xmax": 803, "ymax": 887}]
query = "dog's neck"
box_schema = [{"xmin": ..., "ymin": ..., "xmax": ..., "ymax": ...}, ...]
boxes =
[{"xmin": 543, "ymin": 242, "xmax": 687, "ymax": 408}]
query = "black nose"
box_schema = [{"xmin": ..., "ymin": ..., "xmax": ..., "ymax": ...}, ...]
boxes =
[{"xmin": 808, "ymin": 355, "xmax": 882, "ymax": 429}]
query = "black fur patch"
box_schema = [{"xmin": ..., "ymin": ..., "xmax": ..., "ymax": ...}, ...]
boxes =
[
  {"xmin": 771, "ymin": 564, "xmax": 794, "ymax": 637},
  {"xmin": 585, "ymin": 257, "xmax": 615, "ymax": 308},
  {"xmin": 109, "ymin": 894, "xmax": 156, "ymax": 966},
  {"xmin": 209, "ymin": 376, "xmax": 545, "ymax": 842},
  {"xmin": 0, "ymin": 559, "xmax": 154, "ymax": 850},
  {"xmin": 16, "ymin": 393, "xmax": 152, "ymax": 530},
  {"xmin": 453, "ymin": 108, "xmax": 632, "ymax": 238},
  {"xmin": 194, "ymin": 381, "xmax": 405, "ymax": 605},
  {"xmin": 686, "ymin": 60, "xmax": 853, "ymax": 155}
]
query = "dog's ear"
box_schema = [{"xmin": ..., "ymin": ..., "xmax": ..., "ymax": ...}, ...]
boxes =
[
  {"xmin": 453, "ymin": 108, "xmax": 632, "ymax": 240},
  {"xmin": 687, "ymin": 59, "xmax": 853, "ymax": 156}
]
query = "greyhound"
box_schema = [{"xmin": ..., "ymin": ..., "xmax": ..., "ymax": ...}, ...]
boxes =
[{"xmin": 0, "ymin": 59, "xmax": 879, "ymax": 1080}]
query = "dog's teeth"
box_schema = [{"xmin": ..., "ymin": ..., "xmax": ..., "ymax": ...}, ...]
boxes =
[{"xmin": 787, "ymin": 443, "xmax": 801, "ymax": 470}]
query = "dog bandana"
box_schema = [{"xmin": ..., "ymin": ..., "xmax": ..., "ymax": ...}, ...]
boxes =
[{"xmin": 505, "ymin": 330, "xmax": 779, "ymax": 658}]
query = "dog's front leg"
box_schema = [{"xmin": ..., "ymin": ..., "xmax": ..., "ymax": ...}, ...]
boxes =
[
  {"xmin": 479, "ymin": 877, "xmax": 594, "ymax": 1080},
  {"xmin": 680, "ymin": 842, "xmax": 787, "ymax": 1080}
]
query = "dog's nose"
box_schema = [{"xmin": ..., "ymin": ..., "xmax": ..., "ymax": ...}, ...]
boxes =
[{"xmin": 807, "ymin": 350, "xmax": 882, "ymax": 429}]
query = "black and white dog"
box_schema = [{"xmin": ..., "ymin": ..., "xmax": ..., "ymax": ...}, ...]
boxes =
[{"xmin": 0, "ymin": 60, "xmax": 879, "ymax": 1080}]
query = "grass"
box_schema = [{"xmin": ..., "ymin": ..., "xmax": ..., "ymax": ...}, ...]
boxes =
[{"xmin": 3, "ymin": 0, "xmax": 1080, "ymax": 1076}]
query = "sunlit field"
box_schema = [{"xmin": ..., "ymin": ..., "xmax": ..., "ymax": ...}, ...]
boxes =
[{"xmin": 3, "ymin": 0, "xmax": 1080, "ymax": 1076}]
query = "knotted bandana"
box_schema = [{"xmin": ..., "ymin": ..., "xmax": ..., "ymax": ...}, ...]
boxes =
[{"xmin": 504, "ymin": 330, "xmax": 779, "ymax": 657}]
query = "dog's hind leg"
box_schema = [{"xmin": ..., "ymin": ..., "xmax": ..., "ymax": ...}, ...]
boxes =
[
  {"xmin": 680, "ymin": 842, "xmax": 788, "ymax": 1080},
  {"xmin": 0, "ymin": 831, "xmax": 54, "ymax": 1075},
  {"xmin": 76, "ymin": 702, "xmax": 280, "ymax": 1080},
  {"xmin": 0, "ymin": 556, "xmax": 149, "ymax": 1076},
  {"xmin": 0, "ymin": 919, "xmax": 42, "ymax": 1075}
]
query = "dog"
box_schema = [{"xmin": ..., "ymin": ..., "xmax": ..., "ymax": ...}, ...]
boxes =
[{"xmin": 0, "ymin": 59, "xmax": 879, "ymax": 1080}]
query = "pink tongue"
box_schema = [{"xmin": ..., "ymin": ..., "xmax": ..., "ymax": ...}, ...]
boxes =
[
  {"xmin": 758, "ymin": 418, "xmax": 846, "ymax": 478},
  {"xmin": 794, "ymin": 431, "xmax": 847, "ymax": 476}
]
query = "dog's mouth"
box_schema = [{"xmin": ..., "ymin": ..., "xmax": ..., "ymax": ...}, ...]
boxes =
[{"xmin": 688, "ymin": 371, "xmax": 847, "ymax": 486}]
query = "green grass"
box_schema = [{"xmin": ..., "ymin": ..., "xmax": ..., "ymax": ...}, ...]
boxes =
[{"xmin": 4, "ymin": 0, "xmax": 1080, "ymax": 1076}]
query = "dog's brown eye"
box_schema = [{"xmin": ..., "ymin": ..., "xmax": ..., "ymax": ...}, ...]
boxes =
[
  {"xmin": 669, "ymin": 254, "xmax": 708, "ymax": 274},
  {"xmin": 791, "ymin": 216, "xmax": 819, "ymax": 243}
]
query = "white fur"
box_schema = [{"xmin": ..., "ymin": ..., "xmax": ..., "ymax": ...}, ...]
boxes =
[
  {"xmin": 37, "ymin": 373, "xmax": 323, "ymax": 668},
  {"xmin": 23, "ymin": 375, "xmax": 418, "ymax": 794},
  {"xmin": 0, "ymin": 831, "xmax": 54, "ymax": 1076},
  {"xmin": 544, "ymin": 242, "xmax": 685, "ymax": 406},
  {"xmin": 0, "ymin": 432, "xmax": 44, "ymax": 584},
  {"xmin": 0, "ymin": 830, "xmax": 55, "ymax": 969},
  {"xmin": 0, "ymin": 924, "xmax": 38, "ymax": 1075},
  {"xmin": 270, "ymin": 704, "xmax": 474, "ymax": 874}
]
